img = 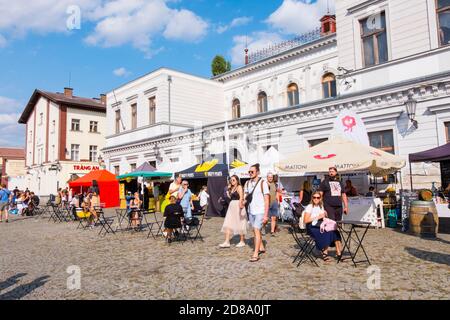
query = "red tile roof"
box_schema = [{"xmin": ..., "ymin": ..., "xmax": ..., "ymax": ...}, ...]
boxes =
[
  {"xmin": 18, "ymin": 89, "xmax": 106, "ymax": 124},
  {"xmin": 0, "ymin": 148, "xmax": 25, "ymax": 159}
]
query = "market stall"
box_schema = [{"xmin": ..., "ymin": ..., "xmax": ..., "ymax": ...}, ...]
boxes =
[
  {"xmin": 409, "ymin": 142, "xmax": 450, "ymax": 233},
  {"xmin": 277, "ymin": 136, "xmax": 406, "ymax": 227},
  {"xmin": 69, "ymin": 169, "xmax": 119, "ymax": 208},
  {"xmin": 116, "ymin": 162, "xmax": 172, "ymax": 210},
  {"xmin": 176, "ymin": 153, "xmax": 246, "ymax": 217}
]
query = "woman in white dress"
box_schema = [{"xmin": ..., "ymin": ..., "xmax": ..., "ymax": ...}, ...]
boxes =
[{"xmin": 219, "ymin": 175, "xmax": 247, "ymax": 248}]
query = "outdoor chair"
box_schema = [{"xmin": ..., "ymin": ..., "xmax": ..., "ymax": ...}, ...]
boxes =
[
  {"xmin": 290, "ymin": 217, "xmax": 319, "ymax": 267},
  {"xmin": 146, "ymin": 210, "xmax": 164, "ymax": 239},
  {"xmin": 48, "ymin": 204, "xmax": 65, "ymax": 223},
  {"xmin": 114, "ymin": 208, "xmax": 129, "ymax": 232},
  {"xmin": 185, "ymin": 208, "xmax": 206, "ymax": 243},
  {"xmin": 75, "ymin": 208, "xmax": 92, "ymax": 230},
  {"xmin": 96, "ymin": 209, "xmax": 115, "ymax": 236}
]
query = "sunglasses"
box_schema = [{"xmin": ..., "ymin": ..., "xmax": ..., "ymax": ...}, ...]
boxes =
[
  {"xmin": 248, "ymin": 171, "xmax": 255, "ymax": 174},
  {"xmin": 313, "ymin": 196, "xmax": 321, "ymax": 199}
]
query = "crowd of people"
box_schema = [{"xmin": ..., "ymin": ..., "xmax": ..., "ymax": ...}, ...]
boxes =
[{"xmin": 0, "ymin": 184, "xmax": 40, "ymax": 223}]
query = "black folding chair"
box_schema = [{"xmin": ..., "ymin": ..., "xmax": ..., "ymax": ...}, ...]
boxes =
[
  {"xmin": 147, "ymin": 211, "xmax": 164, "ymax": 239},
  {"xmin": 114, "ymin": 208, "xmax": 129, "ymax": 232},
  {"xmin": 48, "ymin": 204, "xmax": 64, "ymax": 222},
  {"xmin": 289, "ymin": 218, "xmax": 319, "ymax": 267},
  {"xmin": 97, "ymin": 210, "xmax": 115, "ymax": 236},
  {"xmin": 185, "ymin": 209, "xmax": 206, "ymax": 243}
]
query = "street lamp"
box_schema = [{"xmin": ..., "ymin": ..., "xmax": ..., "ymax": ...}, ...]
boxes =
[
  {"xmin": 404, "ymin": 93, "xmax": 418, "ymax": 128},
  {"xmin": 98, "ymin": 155, "xmax": 105, "ymax": 169}
]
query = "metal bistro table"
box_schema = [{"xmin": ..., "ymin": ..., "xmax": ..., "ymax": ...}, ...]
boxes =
[{"xmin": 337, "ymin": 220, "xmax": 372, "ymax": 267}]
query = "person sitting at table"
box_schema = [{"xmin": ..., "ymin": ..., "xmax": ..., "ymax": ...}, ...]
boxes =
[
  {"xmin": 88, "ymin": 191, "xmax": 101, "ymax": 227},
  {"xmin": 163, "ymin": 195, "xmax": 184, "ymax": 242},
  {"xmin": 303, "ymin": 191, "xmax": 342, "ymax": 262},
  {"xmin": 365, "ymin": 186, "xmax": 376, "ymax": 197},
  {"xmin": 129, "ymin": 192, "xmax": 142, "ymax": 228},
  {"xmin": 344, "ymin": 180, "xmax": 358, "ymax": 197}
]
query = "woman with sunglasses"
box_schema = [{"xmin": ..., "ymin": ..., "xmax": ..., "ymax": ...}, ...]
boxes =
[
  {"xmin": 219, "ymin": 175, "xmax": 247, "ymax": 248},
  {"xmin": 303, "ymin": 192, "xmax": 342, "ymax": 262}
]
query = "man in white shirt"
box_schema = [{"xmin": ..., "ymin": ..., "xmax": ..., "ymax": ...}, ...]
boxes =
[{"xmin": 244, "ymin": 164, "xmax": 270, "ymax": 262}]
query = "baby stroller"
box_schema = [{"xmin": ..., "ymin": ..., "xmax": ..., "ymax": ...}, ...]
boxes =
[{"xmin": 279, "ymin": 196, "xmax": 295, "ymax": 223}]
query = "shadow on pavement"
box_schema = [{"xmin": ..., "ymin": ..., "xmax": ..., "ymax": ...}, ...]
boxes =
[
  {"xmin": 0, "ymin": 273, "xmax": 27, "ymax": 293},
  {"xmin": 0, "ymin": 275, "xmax": 50, "ymax": 300},
  {"xmin": 405, "ymin": 247, "xmax": 450, "ymax": 266}
]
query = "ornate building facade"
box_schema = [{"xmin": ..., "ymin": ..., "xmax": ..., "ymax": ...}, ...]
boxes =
[{"xmin": 103, "ymin": 0, "xmax": 450, "ymax": 191}]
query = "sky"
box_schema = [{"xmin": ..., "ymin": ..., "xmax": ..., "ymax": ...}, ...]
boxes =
[{"xmin": 0, "ymin": 0, "xmax": 334, "ymax": 147}]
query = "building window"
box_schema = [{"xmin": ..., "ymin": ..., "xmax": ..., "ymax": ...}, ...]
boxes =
[
  {"xmin": 369, "ymin": 130, "xmax": 395, "ymax": 154},
  {"xmin": 232, "ymin": 99, "xmax": 241, "ymax": 119},
  {"xmin": 445, "ymin": 121, "xmax": 450, "ymax": 143},
  {"xmin": 149, "ymin": 97, "xmax": 156, "ymax": 125},
  {"xmin": 114, "ymin": 165, "xmax": 120, "ymax": 176},
  {"xmin": 89, "ymin": 121, "xmax": 98, "ymax": 133},
  {"xmin": 360, "ymin": 11, "xmax": 388, "ymax": 67},
  {"xmin": 437, "ymin": 0, "xmax": 450, "ymax": 46},
  {"xmin": 322, "ymin": 73, "xmax": 337, "ymax": 98},
  {"xmin": 115, "ymin": 110, "xmax": 121, "ymax": 134},
  {"xmin": 39, "ymin": 113, "xmax": 43, "ymax": 125},
  {"xmin": 131, "ymin": 103, "xmax": 137, "ymax": 129},
  {"xmin": 308, "ymin": 138, "xmax": 327, "ymax": 147},
  {"xmin": 130, "ymin": 163, "xmax": 137, "ymax": 171},
  {"xmin": 71, "ymin": 144, "xmax": 80, "ymax": 161},
  {"xmin": 257, "ymin": 91, "xmax": 268, "ymax": 113},
  {"xmin": 71, "ymin": 119, "xmax": 80, "ymax": 131},
  {"xmin": 89, "ymin": 146, "xmax": 98, "ymax": 162},
  {"xmin": 287, "ymin": 83, "xmax": 299, "ymax": 106}
]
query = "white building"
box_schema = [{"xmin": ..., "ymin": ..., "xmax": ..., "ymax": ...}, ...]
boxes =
[
  {"xmin": 103, "ymin": 0, "xmax": 450, "ymax": 191},
  {"xmin": 19, "ymin": 88, "xmax": 107, "ymax": 196}
]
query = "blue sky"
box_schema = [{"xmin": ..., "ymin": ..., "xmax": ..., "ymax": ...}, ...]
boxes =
[{"xmin": 0, "ymin": 0, "xmax": 333, "ymax": 147}]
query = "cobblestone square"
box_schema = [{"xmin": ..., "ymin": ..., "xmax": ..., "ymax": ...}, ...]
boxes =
[{"xmin": 0, "ymin": 210, "xmax": 449, "ymax": 300}]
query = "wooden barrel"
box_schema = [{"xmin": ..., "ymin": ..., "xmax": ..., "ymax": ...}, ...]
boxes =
[{"xmin": 409, "ymin": 201, "xmax": 439, "ymax": 237}]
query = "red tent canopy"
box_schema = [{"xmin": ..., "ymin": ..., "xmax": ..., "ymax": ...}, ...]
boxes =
[{"xmin": 69, "ymin": 170, "xmax": 119, "ymax": 208}]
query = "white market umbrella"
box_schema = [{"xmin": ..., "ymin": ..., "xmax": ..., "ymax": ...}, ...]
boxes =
[
  {"xmin": 277, "ymin": 136, "xmax": 406, "ymax": 176},
  {"xmin": 230, "ymin": 146, "xmax": 281, "ymax": 178}
]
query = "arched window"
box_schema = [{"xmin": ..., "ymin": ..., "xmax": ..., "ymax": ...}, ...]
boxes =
[
  {"xmin": 287, "ymin": 83, "xmax": 299, "ymax": 106},
  {"xmin": 257, "ymin": 91, "xmax": 268, "ymax": 113},
  {"xmin": 232, "ymin": 99, "xmax": 241, "ymax": 119},
  {"xmin": 322, "ymin": 73, "xmax": 337, "ymax": 98}
]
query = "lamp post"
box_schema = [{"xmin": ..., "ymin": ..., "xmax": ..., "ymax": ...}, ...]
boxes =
[
  {"xmin": 98, "ymin": 155, "xmax": 105, "ymax": 170},
  {"xmin": 405, "ymin": 93, "xmax": 418, "ymax": 129},
  {"xmin": 168, "ymin": 75, "xmax": 172, "ymax": 134}
]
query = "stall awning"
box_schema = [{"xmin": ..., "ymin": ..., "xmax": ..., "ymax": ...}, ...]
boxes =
[
  {"xmin": 69, "ymin": 169, "xmax": 117, "ymax": 187},
  {"xmin": 409, "ymin": 143, "xmax": 450, "ymax": 163},
  {"xmin": 277, "ymin": 136, "xmax": 406, "ymax": 176},
  {"xmin": 176, "ymin": 154, "xmax": 227, "ymax": 179},
  {"xmin": 116, "ymin": 161, "xmax": 172, "ymax": 179}
]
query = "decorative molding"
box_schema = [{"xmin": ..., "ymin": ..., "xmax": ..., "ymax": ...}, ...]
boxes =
[
  {"xmin": 126, "ymin": 94, "xmax": 138, "ymax": 102},
  {"xmin": 144, "ymin": 87, "xmax": 157, "ymax": 95}
]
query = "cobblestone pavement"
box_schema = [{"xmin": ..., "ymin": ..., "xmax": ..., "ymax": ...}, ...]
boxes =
[{"xmin": 0, "ymin": 210, "xmax": 449, "ymax": 300}]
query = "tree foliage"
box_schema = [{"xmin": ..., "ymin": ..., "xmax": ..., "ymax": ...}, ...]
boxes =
[{"xmin": 211, "ymin": 55, "xmax": 231, "ymax": 76}]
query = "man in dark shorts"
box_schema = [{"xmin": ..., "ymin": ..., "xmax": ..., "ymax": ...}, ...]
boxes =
[{"xmin": 319, "ymin": 167, "xmax": 348, "ymax": 222}]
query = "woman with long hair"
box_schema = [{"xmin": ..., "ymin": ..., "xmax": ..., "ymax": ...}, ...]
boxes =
[
  {"xmin": 219, "ymin": 175, "xmax": 248, "ymax": 248},
  {"xmin": 303, "ymin": 191, "xmax": 342, "ymax": 262}
]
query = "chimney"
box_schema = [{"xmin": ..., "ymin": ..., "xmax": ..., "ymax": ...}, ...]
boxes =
[
  {"xmin": 64, "ymin": 87, "xmax": 73, "ymax": 98},
  {"xmin": 320, "ymin": 15, "xmax": 336, "ymax": 36},
  {"xmin": 100, "ymin": 94, "xmax": 107, "ymax": 105}
]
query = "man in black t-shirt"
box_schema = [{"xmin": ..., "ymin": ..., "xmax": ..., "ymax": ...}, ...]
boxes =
[{"xmin": 319, "ymin": 167, "xmax": 348, "ymax": 222}]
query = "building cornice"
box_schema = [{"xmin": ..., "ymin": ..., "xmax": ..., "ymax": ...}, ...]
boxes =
[
  {"xmin": 102, "ymin": 72, "xmax": 450, "ymax": 156},
  {"xmin": 213, "ymin": 35, "xmax": 337, "ymax": 82}
]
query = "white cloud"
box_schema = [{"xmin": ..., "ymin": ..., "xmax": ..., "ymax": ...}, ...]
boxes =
[
  {"xmin": 0, "ymin": 96, "xmax": 22, "ymax": 113},
  {"xmin": 267, "ymin": 0, "xmax": 335, "ymax": 35},
  {"xmin": 0, "ymin": 96, "xmax": 24, "ymax": 147},
  {"xmin": 163, "ymin": 10, "xmax": 208, "ymax": 41},
  {"xmin": 0, "ymin": 0, "xmax": 100, "ymax": 37},
  {"xmin": 217, "ymin": 16, "xmax": 253, "ymax": 34},
  {"xmin": 85, "ymin": 0, "xmax": 208, "ymax": 54},
  {"xmin": 230, "ymin": 32, "xmax": 284, "ymax": 66},
  {"xmin": 0, "ymin": 0, "xmax": 208, "ymax": 57},
  {"xmin": 113, "ymin": 67, "xmax": 131, "ymax": 77},
  {"xmin": 0, "ymin": 34, "xmax": 6, "ymax": 48}
]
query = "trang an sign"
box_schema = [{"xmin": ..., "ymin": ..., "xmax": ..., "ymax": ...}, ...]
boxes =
[{"xmin": 73, "ymin": 165, "xmax": 100, "ymax": 171}]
